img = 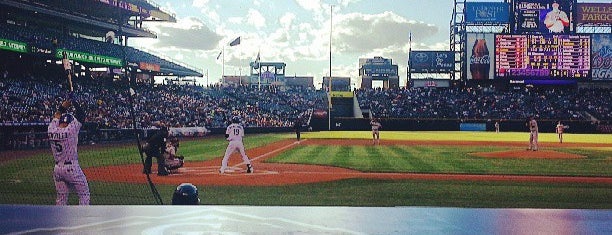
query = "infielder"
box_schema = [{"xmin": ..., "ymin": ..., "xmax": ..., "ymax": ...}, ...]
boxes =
[
  {"xmin": 48, "ymin": 97, "xmax": 90, "ymax": 205},
  {"xmin": 219, "ymin": 116, "xmax": 253, "ymax": 174},
  {"xmin": 370, "ymin": 118, "xmax": 382, "ymax": 145},
  {"xmin": 527, "ymin": 116, "xmax": 538, "ymax": 151},
  {"xmin": 556, "ymin": 121, "xmax": 566, "ymax": 143}
]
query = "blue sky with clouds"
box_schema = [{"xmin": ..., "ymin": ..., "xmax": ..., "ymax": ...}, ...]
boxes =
[{"xmin": 130, "ymin": 0, "xmax": 457, "ymax": 87}]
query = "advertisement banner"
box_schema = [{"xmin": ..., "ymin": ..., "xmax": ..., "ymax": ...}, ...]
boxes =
[
  {"xmin": 139, "ymin": 62, "xmax": 161, "ymax": 72},
  {"xmin": 330, "ymin": 91, "xmax": 354, "ymax": 98},
  {"xmin": 0, "ymin": 38, "xmax": 28, "ymax": 53},
  {"xmin": 467, "ymin": 33, "xmax": 494, "ymax": 80},
  {"xmin": 514, "ymin": 0, "xmax": 574, "ymax": 34},
  {"xmin": 409, "ymin": 51, "xmax": 454, "ymax": 73},
  {"xmin": 576, "ymin": 3, "xmax": 612, "ymax": 24},
  {"xmin": 56, "ymin": 49, "xmax": 123, "ymax": 67},
  {"xmin": 592, "ymin": 34, "xmax": 612, "ymax": 80},
  {"xmin": 168, "ymin": 127, "xmax": 209, "ymax": 137},
  {"xmin": 410, "ymin": 79, "xmax": 450, "ymax": 88},
  {"xmin": 465, "ymin": 2, "xmax": 510, "ymax": 24}
]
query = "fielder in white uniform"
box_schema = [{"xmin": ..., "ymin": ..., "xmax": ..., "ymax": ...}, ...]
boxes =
[
  {"xmin": 527, "ymin": 116, "xmax": 539, "ymax": 151},
  {"xmin": 370, "ymin": 118, "xmax": 382, "ymax": 145},
  {"xmin": 219, "ymin": 116, "xmax": 253, "ymax": 174}
]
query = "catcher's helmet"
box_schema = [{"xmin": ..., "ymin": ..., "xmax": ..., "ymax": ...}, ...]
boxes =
[
  {"xmin": 59, "ymin": 113, "xmax": 74, "ymax": 125},
  {"xmin": 172, "ymin": 183, "xmax": 200, "ymax": 205},
  {"xmin": 231, "ymin": 116, "xmax": 241, "ymax": 124}
]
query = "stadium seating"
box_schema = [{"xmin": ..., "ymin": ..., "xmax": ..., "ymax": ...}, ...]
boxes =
[
  {"xmin": 355, "ymin": 87, "xmax": 610, "ymax": 122},
  {"xmin": 0, "ymin": 76, "xmax": 327, "ymax": 129}
]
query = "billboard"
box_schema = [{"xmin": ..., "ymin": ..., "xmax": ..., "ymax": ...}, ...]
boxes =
[
  {"xmin": 56, "ymin": 49, "xmax": 123, "ymax": 67},
  {"xmin": 360, "ymin": 57, "xmax": 398, "ymax": 77},
  {"xmin": 410, "ymin": 79, "xmax": 451, "ymax": 88},
  {"xmin": 409, "ymin": 51, "xmax": 454, "ymax": 73},
  {"xmin": 495, "ymin": 34, "xmax": 590, "ymax": 79},
  {"xmin": 467, "ymin": 33, "xmax": 495, "ymax": 80},
  {"xmin": 513, "ymin": 0, "xmax": 574, "ymax": 34},
  {"xmin": 0, "ymin": 38, "xmax": 28, "ymax": 53},
  {"xmin": 576, "ymin": 3, "xmax": 612, "ymax": 24},
  {"xmin": 465, "ymin": 2, "xmax": 510, "ymax": 24},
  {"xmin": 592, "ymin": 34, "xmax": 612, "ymax": 80}
]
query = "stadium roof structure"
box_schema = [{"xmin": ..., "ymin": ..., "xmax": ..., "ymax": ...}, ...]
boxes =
[
  {"xmin": 0, "ymin": 0, "xmax": 176, "ymax": 38},
  {"xmin": 0, "ymin": 0, "xmax": 202, "ymax": 77}
]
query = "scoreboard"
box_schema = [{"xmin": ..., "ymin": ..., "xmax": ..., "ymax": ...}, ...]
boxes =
[{"xmin": 495, "ymin": 34, "xmax": 590, "ymax": 79}]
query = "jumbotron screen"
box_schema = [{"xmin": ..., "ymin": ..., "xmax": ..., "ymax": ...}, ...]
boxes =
[{"xmin": 495, "ymin": 34, "xmax": 590, "ymax": 79}]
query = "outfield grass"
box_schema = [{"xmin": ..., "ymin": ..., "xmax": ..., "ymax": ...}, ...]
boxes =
[
  {"xmin": 267, "ymin": 144, "xmax": 612, "ymax": 176},
  {"xmin": 0, "ymin": 131, "xmax": 610, "ymax": 208},
  {"xmin": 303, "ymin": 131, "xmax": 612, "ymax": 144}
]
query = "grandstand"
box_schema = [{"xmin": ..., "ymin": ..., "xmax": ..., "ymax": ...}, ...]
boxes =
[{"xmin": 1, "ymin": 0, "xmax": 611, "ymax": 152}]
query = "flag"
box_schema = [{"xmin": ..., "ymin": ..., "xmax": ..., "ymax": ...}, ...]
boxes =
[
  {"xmin": 254, "ymin": 51, "xmax": 260, "ymax": 64},
  {"xmin": 229, "ymin": 36, "xmax": 240, "ymax": 46},
  {"xmin": 216, "ymin": 50, "xmax": 222, "ymax": 60}
]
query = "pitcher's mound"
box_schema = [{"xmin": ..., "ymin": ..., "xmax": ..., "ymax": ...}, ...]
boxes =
[{"xmin": 472, "ymin": 150, "xmax": 586, "ymax": 159}]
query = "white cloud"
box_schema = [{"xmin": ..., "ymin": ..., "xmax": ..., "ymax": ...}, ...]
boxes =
[
  {"xmin": 228, "ymin": 17, "xmax": 243, "ymax": 24},
  {"xmin": 279, "ymin": 12, "xmax": 296, "ymax": 30},
  {"xmin": 333, "ymin": 11, "xmax": 439, "ymax": 53},
  {"xmin": 137, "ymin": 17, "xmax": 222, "ymax": 51},
  {"xmin": 192, "ymin": 0, "xmax": 209, "ymax": 8},
  {"xmin": 295, "ymin": 0, "xmax": 322, "ymax": 11},
  {"xmin": 246, "ymin": 9, "xmax": 266, "ymax": 29}
]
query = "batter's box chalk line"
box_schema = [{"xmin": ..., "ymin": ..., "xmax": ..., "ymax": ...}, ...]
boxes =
[{"xmin": 180, "ymin": 166, "xmax": 278, "ymax": 175}]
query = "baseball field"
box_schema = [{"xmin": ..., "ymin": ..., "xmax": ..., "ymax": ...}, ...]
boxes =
[{"xmin": 0, "ymin": 131, "xmax": 610, "ymax": 208}]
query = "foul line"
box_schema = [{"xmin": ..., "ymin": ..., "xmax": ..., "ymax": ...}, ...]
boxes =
[{"xmin": 231, "ymin": 139, "xmax": 306, "ymax": 168}]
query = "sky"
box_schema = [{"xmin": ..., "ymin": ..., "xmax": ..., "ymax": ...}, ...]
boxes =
[
  {"xmin": 129, "ymin": 0, "xmax": 456, "ymax": 88},
  {"xmin": 128, "ymin": 0, "xmax": 608, "ymax": 88}
]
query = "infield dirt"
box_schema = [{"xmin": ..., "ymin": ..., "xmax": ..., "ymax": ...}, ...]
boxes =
[{"xmin": 85, "ymin": 139, "xmax": 612, "ymax": 186}]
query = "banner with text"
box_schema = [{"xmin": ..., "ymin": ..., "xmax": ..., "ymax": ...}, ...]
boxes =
[
  {"xmin": 465, "ymin": 2, "xmax": 510, "ymax": 24},
  {"xmin": 592, "ymin": 34, "xmax": 612, "ymax": 80},
  {"xmin": 0, "ymin": 38, "xmax": 28, "ymax": 53},
  {"xmin": 576, "ymin": 3, "xmax": 612, "ymax": 24},
  {"xmin": 409, "ymin": 51, "xmax": 454, "ymax": 73},
  {"xmin": 139, "ymin": 62, "xmax": 161, "ymax": 72},
  {"xmin": 56, "ymin": 49, "xmax": 123, "ymax": 67},
  {"xmin": 467, "ymin": 33, "xmax": 495, "ymax": 80}
]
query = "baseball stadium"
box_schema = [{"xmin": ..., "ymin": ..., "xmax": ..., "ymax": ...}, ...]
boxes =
[{"xmin": 0, "ymin": 0, "xmax": 611, "ymax": 234}]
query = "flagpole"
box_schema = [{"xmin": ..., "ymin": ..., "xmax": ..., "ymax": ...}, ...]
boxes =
[
  {"xmin": 408, "ymin": 32, "xmax": 412, "ymax": 88},
  {"xmin": 258, "ymin": 50, "xmax": 261, "ymax": 91}
]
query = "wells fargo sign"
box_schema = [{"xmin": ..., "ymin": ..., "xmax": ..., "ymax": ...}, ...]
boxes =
[{"xmin": 576, "ymin": 3, "xmax": 612, "ymax": 24}]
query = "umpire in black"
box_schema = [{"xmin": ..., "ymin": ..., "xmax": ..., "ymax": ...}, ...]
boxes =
[
  {"xmin": 294, "ymin": 117, "xmax": 302, "ymax": 142},
  {"xmin": 142, "ymin": 125, "xmax": 170, "ymax": 176}
]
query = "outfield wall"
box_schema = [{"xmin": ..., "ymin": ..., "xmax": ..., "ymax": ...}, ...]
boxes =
[{"xmin": 326, "ymin": 118, "xmax": 600, "ymax": 133}]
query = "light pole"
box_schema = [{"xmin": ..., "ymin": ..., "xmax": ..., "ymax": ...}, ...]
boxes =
[{"xmin": 328, "ymin": 5, "xmax": 333, "ymax": 131}]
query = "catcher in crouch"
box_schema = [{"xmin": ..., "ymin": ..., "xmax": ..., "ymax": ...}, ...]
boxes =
[{"xmin": 163, "ymin": 137, "xmax": 185, "ymax": 174}]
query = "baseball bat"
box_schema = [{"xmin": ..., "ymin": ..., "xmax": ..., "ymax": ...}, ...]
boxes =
[{"xmin": 62, "ymin": 51, "xmax": 73, "ymax": 92}]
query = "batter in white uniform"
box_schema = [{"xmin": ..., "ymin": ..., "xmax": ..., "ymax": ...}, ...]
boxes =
[{"xmin": 219, "ymin": 116, "xmax": 253, "ymax": 174}]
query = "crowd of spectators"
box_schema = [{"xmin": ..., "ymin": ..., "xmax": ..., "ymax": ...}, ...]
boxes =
[
  {"xmin": 356, "ymin": 86, "xmax": 611, "ymax": 122},
  {"xmin": 0, "ymin": 74, "xmax": 327, "ymax": 129}
]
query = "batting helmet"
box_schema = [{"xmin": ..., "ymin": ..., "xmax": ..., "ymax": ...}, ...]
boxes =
[
  {"xmin": 59, "ymin": 113, "xmax": 74, "ymax": 125},
  {"xmin": 231, "ymin": 116, "xmax": 241, "ymax": 124},
  {"xmin": 172, "ymin": 183, "xmax": 200, "ymax": 205}
]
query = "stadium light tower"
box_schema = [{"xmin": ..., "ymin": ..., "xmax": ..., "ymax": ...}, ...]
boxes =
[{"xmin": 328, "ymin": 5, "xmax": 333, "ymax": 131}]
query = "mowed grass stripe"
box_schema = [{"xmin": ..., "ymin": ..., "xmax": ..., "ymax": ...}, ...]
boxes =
[
  {"xmin": 363, "ymin": 146, "xmax": 392, "ymax": 171},
  {"xmin": 388, "ymin": 145, "xmax": 436, "ymax": 172}
]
